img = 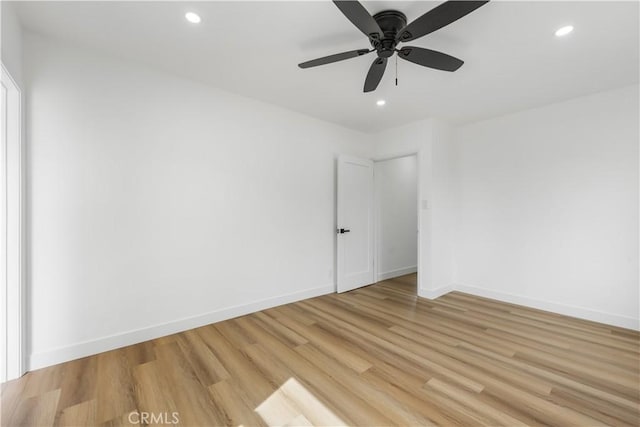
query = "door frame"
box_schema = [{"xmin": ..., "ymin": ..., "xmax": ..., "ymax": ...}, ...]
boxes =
[
  {"xmin": 1, "ymin": 63, "xmax": 24, "ymax": 382},
  {"xmin": 372, "ymin": 153, "xmax": 419, "ymax": 284}
]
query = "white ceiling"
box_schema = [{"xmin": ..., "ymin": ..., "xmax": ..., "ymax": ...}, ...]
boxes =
[{"xmin": 14, "ymin": 1, "xmax": 640, "ymax": 133}]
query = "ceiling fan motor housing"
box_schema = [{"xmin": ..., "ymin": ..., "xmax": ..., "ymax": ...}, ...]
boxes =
[{"xmin": 371, "ymin": 10, "xmax": 407, "ymax": 58}]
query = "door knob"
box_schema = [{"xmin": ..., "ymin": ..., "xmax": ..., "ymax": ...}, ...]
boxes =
[{"xmin": 337, "ymin": 228, "xmax": 351, "ymax": 234}]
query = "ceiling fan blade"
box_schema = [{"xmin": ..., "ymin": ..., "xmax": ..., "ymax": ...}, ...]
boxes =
[
  {"xmin": 397, "ymin": 1, "xmax": 489, "ymax": 42},
  {"xmin": 333, "ymin": 1, "xmax": 383, "ymax": 40},
  {"xmin": 398, "ymin": 46, "xmax": 463, "ymax": 72},
  {"xmin": 298, "ymin": 49, "xmax": 371, "ymax": 69},
  {"xmin": 364, "ymin": 57, "xmax": 387, "ymax": 92}
]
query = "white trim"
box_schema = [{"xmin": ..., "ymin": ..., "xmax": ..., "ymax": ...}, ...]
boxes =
[
  {"xmin": 29, "ymin": 283, "xmax": 334, "ymax": 370},
  {"xmin": 29, "ymin": 277, "xmax": 639, "ymax": 369},
  {"xmin": 454, "ymin": 283, "xmax": 639, "ymax": 331},
  {"xmin": 417, "ymin": 282, "xmax": 639, "ymax": 331},
  {"xmin": 1, "ymin": 64, "xmax": 23, "ymax": 382},
  {"xmin": 377, "ymin": 266, "xmax": 417, "ymax": 281},
  {"xmin": 372, "ymin": 152, "xmax": 419, "ymax": 163},
  {"xmin": 418, "ymin": 284, "xmax": 454, "ymax": 300},
  {"xmin": 373, "ymin": 161, "xmax": 379, "ymax": 283}
]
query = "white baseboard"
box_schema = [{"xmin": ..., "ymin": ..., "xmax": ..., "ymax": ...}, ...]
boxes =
[
  {"xmin": 454, "ymin": 283, "xmax": 639, "ymax": 331},
  {"xmin": 377, "ymin": 266, "xmax": 417, "ymax": 281},
  {"xmin": 29, "ymin": 280, "xmax": 639, "ymax": 370},
  {"xmin": 28, "ymin": 283, "xmax": 335, "ymax": 371},
  {"xmin": 418, "ymin": 284, "xmax": 454, "ymax": 300}
]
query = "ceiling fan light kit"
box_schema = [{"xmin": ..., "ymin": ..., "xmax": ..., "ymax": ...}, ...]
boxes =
[{"xmin": 298, "ymin": 0, "xmax": 489, "ymax": 92}]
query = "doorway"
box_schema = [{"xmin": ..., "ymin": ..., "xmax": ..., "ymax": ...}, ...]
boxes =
[
  {"xmin": 1, "ymin": 64, "xmax": 24, "ymax": 382},
  {"xmin": 335, "ymin": 153, "xmax": 419, "ymax": 295},
  {"xmin": 374, "ymin": 154, "xmax": 418, "ymax": 291}
]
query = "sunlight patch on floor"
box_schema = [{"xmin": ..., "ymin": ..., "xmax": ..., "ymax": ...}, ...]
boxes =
[{"xmin": 255, "ymin": 378, "xmax": 347, "ymax": 426}]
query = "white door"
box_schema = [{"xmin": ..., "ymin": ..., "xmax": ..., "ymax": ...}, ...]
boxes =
[{"xmin": 337, "ymin": 155, "xmax": 374, "ymax": 293}]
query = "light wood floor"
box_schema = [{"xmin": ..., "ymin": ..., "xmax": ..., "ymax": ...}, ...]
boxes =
[{"xmin": 2, "ymin": 274, "xmax": 639, "ymax": 426}]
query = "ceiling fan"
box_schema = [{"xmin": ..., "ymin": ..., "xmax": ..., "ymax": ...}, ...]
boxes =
[{"xmin": 298, "ymin": 1, "xmax": 489, "ymax": 92}]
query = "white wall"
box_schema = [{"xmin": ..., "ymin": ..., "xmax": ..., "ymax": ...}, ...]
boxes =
[
  {"xmin": 373, "ymin": 118, "xmax": 456, "ymax": 298},
  {"xmin": 24, "ymin": 34, "xmax": 371, "ymax": 369},
  {"xmin": 1, "ymin": 1, "xmax": 22, "ymax": 86},
  {"xmin": 453, "ymin": 85, "xmax": 639, "ymax": 329},
  {"xmin": 375, "ymin": 155, "xmax": 417, "ymax": 280},
  {"xmin": 429, "ymin": 121, "xmax": 457, "ymax": 295},
  {"xmin": 21, "ymin": 29, "xmax": 639, "ymax": 372}
]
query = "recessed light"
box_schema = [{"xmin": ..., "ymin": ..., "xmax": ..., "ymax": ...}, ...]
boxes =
[
  {"xmin": 376, "ymin": 100, "xmax": 386, "ymax": 106},
  {"xmin": 185, "ymin": 12, "xmax": 201, "ymax": 24},
  {"xmin": 555, "ymin": 25, "xmax": 573, "ymax": 37}
]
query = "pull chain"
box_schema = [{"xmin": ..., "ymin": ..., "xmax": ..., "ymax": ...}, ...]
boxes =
[{"xmin": 395, "ymin": 54, "xmax": 398, "ymax": 86}]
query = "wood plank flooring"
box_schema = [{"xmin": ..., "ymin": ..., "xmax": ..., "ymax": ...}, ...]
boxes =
[{"xmin": 2, "ymin": 274, "xmax": 639, "ymax": 426}]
